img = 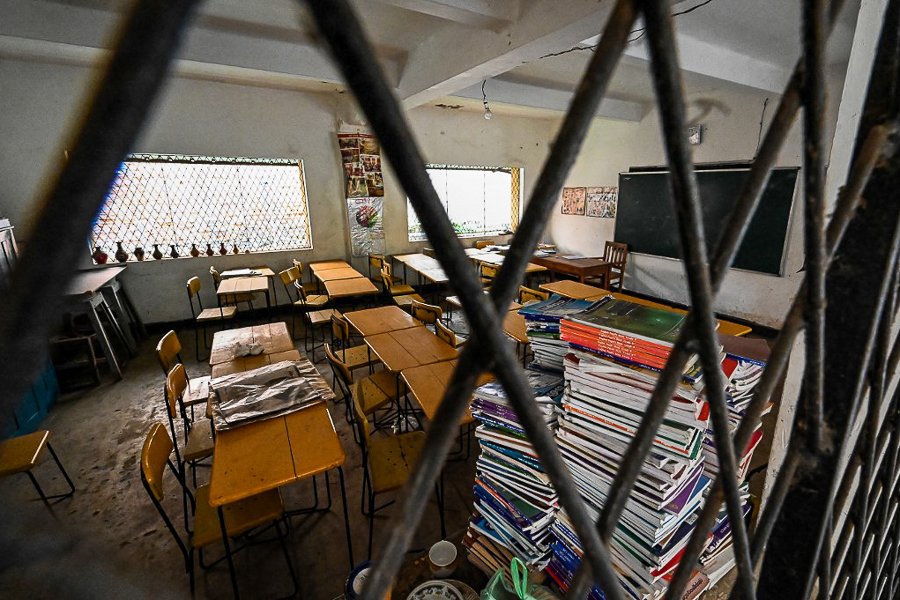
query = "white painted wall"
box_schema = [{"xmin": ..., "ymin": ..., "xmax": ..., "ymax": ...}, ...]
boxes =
[
  {"xmin": 0, "ymin": 58, "xmax": 555, "ymax": 324},
  {"xmin": 547, "ymin": 76, "xmax": 848, "ymax": 328}
]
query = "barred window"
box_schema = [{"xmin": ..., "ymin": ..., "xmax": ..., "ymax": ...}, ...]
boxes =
[
  {"xmin": 407, "ymin": 165, "xmax": 521, "ymax": 242},
  {"xmin": 91, "ymin": 154, "xmax": 313, "ymax": 259}
]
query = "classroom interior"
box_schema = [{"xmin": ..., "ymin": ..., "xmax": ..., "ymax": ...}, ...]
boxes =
[{"xmin": 0, "ymin": 0, "xmax": 896, "ymax": 599}]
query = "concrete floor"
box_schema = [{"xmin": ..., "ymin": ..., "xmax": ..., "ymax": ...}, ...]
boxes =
[
  {"xmin": 0, "ymin": 312, "xmax": 481, "ymax": 600},
  {"xmin": 0, "ymin": 307, "xmax": 738, "ymax": 600}
]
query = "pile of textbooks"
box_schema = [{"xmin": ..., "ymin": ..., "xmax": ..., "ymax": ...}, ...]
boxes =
[
  {"xmin": 518, "ymin": 295, "xmax": 599, "ymax": 371},
  {"xmin": 548, "ymin": 298, "xmax": 716, "ymax": 599},
  {"xmin": 464, "ymin": 369, "xmax": 565, "ymax": 575}
]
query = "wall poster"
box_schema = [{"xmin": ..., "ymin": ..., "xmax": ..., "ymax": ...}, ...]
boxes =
[
  {"xmin": 586, "ymin": 186, "xmax": 618, "ymax": 218},
  {"xmin": 561, "ymin": 187, "xmax": 586, "ymax": 215},
  {"xmin": 338, "ymin": 132, "xmax": 385, "ymax": 256}
]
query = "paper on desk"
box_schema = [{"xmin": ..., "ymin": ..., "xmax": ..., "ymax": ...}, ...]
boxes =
[{"xmin": 209, "ymin": 360, "xmax": 335, "ymax": 430}]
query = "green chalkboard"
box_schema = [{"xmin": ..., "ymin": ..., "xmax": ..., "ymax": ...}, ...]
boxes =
[{"xmin": 614, "ymin": 167, "xmax": 799, "ymax": 275}]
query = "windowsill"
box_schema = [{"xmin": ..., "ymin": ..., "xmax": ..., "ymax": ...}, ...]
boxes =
[
  {"xmin": 408, "ymin": 232, "xmax": 512, "ymax": 243},
  {"xmin": 86, "ymin": 246, "xmax": 315, "ymax": 267}
]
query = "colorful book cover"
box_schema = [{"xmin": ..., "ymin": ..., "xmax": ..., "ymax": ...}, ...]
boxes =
[{"xmin": 568, "ymin": 297, "xmax": 689, "ymax": 347}]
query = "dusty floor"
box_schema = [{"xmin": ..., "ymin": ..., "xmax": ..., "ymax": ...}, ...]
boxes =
[{"xmin": 0, "ymin": 305, "xmax": 737, "ymax": 600}]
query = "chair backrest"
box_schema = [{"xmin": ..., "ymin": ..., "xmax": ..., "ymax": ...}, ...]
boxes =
[
  {"xmin": 292, "ymin": 259, "xmax": 304, "ymax": 278},
  {"xmin": 519, "ymin": 286, "xmax": 549, "ymax": 304},
  {"xmin": 475, "ymin": 240, "xmax": 492, "ymax": 249},
  {"xmin": 141, "ymin": 423, "xmax": 174, "ymax": 502},
  {"xmin": 481, "ymin": 264, "xmax": 499, "ymax": 279},
  {"xmin": 368, "ymin": 254, "xmax": 384, "ymax": 268},
  {"xmin": 380, "ymin": 267, "xmax": 392, "ymax": 290},
  {"xmin": 292, "ymin": 279, "xmax": 309, "ymax": 302},
  {"xmin": 435, "ymin": 321, "xmax": 456, "ymax": 347},
  {"xmin": 604, "ymin": 241, "xmax": 629, "ymax": 267},
  {"xmin": 411, "ymin": 300, "xmax": 442, "ymax": 326},
  {"xmin": 186, "ymin": 277, "xmax": 202, "ymax": 297},
  {"xmin": 323, "ymin": 343, "xmax": 353, "ymax": 388},
  {"xmin": 350, "ymin": 380, "xmax": 371, "ymax": 451},
  {"xmin": 157, "ymin": 330, "xmax": 182, "ymax": 375},
  {"xmin": 165, "ymin": 364, "xmax": 188, "ymax": 420},
  {"xmin": 279, "ymin": 266, "xmax": 298, "ymax": 287},
  {"xmin": 331, "ymin": 313, "xmax": 350, "ymax": 343},
  {"xmin": 140, "ymin": 423, "xmax": 192, "ymax": 561},
  {"xmin": 209, "ymin": 266, "xmax": 222, "ymax": 287}
]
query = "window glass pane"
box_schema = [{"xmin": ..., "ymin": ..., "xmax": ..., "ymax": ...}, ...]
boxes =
[{"xmin": 91, "ymin": 155, "xmax": 313, "ymax": 258}]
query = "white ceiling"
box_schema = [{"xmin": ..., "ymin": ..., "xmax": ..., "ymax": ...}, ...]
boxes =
[{"xmin": 0, "ymin": 0, "xmax": 864, "ymax": 122}]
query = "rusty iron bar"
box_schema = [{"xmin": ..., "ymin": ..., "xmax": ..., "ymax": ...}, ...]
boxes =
[
  {"xmin": 571, "ymin": 0, "xmax": 853, "ymax": 596},
  {"xmin": 0, "ymin": 0, "xmax": 201, "ymax": 419},
  {"xmin": 301, "ymin": 1, "xmax": 638, "ymax": 598},
  {"xmin": 757, "ymin": 7, "xmax": 900, "ymax": 590},
  {"xmin": 801, "ymin": 0, "xmax": 829, "ymax": 457},
  {"xmin": 670, "ymin": 123, "xmax": 892, "ymax": 599},
  {"xmin": 637, "ymin": 1, "xmax": 757, "ymax": 597}
]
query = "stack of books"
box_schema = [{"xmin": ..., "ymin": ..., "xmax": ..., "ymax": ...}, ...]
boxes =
[
  {"xmin": 464, "ymin": 369, "xmax": 565, "ymax": 575},
  {"xmin": 547, "ymin": 298, "xmax": 716, "ymax": 599},
  {"xmin": 518, "ymin": 296, "xmax": 599, "ymax": 371}
]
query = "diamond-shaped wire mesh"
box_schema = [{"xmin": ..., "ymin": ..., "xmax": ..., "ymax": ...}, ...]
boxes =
[{"xmin": 91, "ymin": 154, "xmax": 313, "ymax": 259}]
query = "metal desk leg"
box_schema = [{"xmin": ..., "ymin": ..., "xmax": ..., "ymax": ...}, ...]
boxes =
[
  {"xmin": 83, "ymin": 293, "xmax": 123, "ymax": 380},
  {"xmin": 338, "ymin": 466, "xmax": 354, "ymax": 568},
  {"xmin": 218, "ymin": 506, "xmax": 241, "ymax": 599},
  {"xmin": 100, "ymin": 282, "xmax": 137, "ymax": 355}
]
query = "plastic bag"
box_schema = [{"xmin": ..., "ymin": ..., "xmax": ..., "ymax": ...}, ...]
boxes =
[{"xmin": 481, "ymin": 558, "xmax": 560, "ymax": 600}]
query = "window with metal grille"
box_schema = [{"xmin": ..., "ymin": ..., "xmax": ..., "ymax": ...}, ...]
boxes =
[
  {"xmin": 407, "ymin": 164, "xmax": 521, "ymax": 241},
  {"xmin": 91, "ymin": 153, "xmax": 313, "ymax": 259}
]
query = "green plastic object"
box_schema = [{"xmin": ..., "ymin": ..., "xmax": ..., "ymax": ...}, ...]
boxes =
[{"xmin": 480, "ymin": 558, "xmax": 559, "ymax": 600}]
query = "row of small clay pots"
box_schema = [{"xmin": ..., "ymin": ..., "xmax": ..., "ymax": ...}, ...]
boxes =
[{"xmin": 92, "ymin": 242, "xmax": 249, "ymax": 264}]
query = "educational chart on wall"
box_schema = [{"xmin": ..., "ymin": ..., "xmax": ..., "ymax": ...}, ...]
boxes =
[
  {"xmin": 337, "ymin": 132, "xmax": 385, "ymax": 256},
  {"xmin": 560, "ymin": 187, "xmax": 586, "ymax": 215},
  {"xmin": 586, "ymin": 186, "xmax": 617, "ymax": 218}
]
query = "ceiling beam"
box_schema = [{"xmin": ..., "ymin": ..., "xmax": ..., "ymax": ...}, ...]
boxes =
[
  {"xmin": 397, "ymin": 0, "xmax": 616, "ymax": 109},
  {"xmin": 450, "ymin": 78, "xmax": 648, "ymax": 122},
  {"xmin": 370, "ymin": 0, "xmax": 517, "ymax": 28}
]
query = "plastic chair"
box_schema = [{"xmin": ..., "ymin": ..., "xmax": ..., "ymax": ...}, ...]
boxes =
[
  {"xmin": 351, "ymin": 381, "xmax": 444, "ymax": 558},
  {"xmin": 0, "ymin": 430, "xmax": 75, "ymax": 509},
  {"xmin": 166, "ymin": 364, "xmax": 214, "ymax": 487},
  {"xmin": 210, "ymin": 266, "xmax": 255, "ymax": 311},
  {"xmin": 140, "ymin": 423, "xmax": 297, "ymax": 596},
  {"xmin": 186, "ymin": 277, "xmax": 237, "ymax": 361}
]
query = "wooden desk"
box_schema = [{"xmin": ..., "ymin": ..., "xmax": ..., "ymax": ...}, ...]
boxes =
[
  {"xmin": 65, "ymin": 266, "xmax": 137, "ymax": 379},
  {"xmin": 209, "ymin": 322, "xmax": 294, "ymax": 366},
  {"xmin": 324, "ymin": 277, "xmax": 379, "ymax": 299},
  {"xmin": 471, "ymin": 251, "xmax": 548, "ymax": 274},
  {"xmin": 344, "ymin": 305, "xmax": 421, "ymax": 336},
  {"xmin": 401, "ymin": 360, "xmax": 492, "ymax": 422},
  {"xmin": 208, "ymin": 360, "xmax": 353, "ymax": 578},
  {"xmin": 502, "ymin": 309, "xmax": 528, "ymax": 344},
  {"xmin": 309, "ymin": 260, "xmax": 351, "ymax": 272},
  {"xmin": 315, "ymin": 267, "xmax": 365, "ymax": 282},
  {"xmin": 217, "ymin": 276, "xmax": 272, "ymax": 313},
  {"xmin": 365, "ymin": 327, "xmax": 457, "ymax": 373},
  {"xmin": 540, "ymin": 279, "xmax": 609, "ymax": 300},
  {"xmin": 212, "ymin": 349, "xmax": 302, "ymax": 379},
  {"xmin": 531, "ymin": 255, "xmax": 611, "ymax": 283},
  {"xmin": 446, "ymin": 294, "xmax": 522, "ymax": 312}
]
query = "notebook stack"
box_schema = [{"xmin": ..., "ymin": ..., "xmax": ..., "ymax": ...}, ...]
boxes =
[
  {"xmin": 518, "ymin": 295, "xmax": 599, "ymax": 372},
  {"xmin": 547, "ymin": 298, "xmax": 718, "ymax": 599},
  {"xmin": 464, "ymin": 369, "xmax": 565, "ymax": 576}
]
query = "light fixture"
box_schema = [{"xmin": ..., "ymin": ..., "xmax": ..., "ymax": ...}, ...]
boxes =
[{"xmin": 482, "ymin": 80, "xmax": 492, "ymax": 120}]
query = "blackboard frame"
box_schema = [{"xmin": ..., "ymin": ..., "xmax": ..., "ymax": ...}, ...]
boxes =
[{"xmin": 613, "ymin": 166, "xmax": 800, "ymax": 276}]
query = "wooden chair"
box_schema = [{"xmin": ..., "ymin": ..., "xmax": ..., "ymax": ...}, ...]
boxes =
[
  {"xmin": 474, "ymin": 240, "xmax": 493, "ymax": 249},
  {"xmin": 140, "ymin": 423, "xmax": 297, "ymax": 596},
  {"xmin": 519, "ymin": 286, "xmax": 549, "ymax": 305},
  {"xmin": 291, "ymin": 259, "xmax": 319, "ymax": 295},
  {"xmin": 209, "ymin": 266, "xmax": 255, "ymax": 311},
  {"xmin": 324, "ymin": 344, "xmax": 396, "ymax": 444},
  {"xmin": 380, "ymin": 264, "xmax": 416, "ymax": 296},
  {"xmin": 369, "ymin": 254, "xmax": 401, "ymax": 287},
  {"xmin": 166, "ymin": 364, "xmax": 214, "ymax": 488},
  {"xmin": 480, "ymin": 263, "xmax": 499, "ymax": 288},
  {"xmin": 156, "ymin": 330, "xmax": 210, "ymax": 419},
  {"xmin": 351, "ymin": 380, "xmax": 443, "ymax": 558},
  {"xmin": 330, "ymin": 314, "xmax": 377, "ymax": 374},
  {"xmin": 0, "ymin": 430, "xmax": 75, "ymax": 509},
  {"xmin": 411, "ymin": 300, "xmax": 442, "ymax": 327},
  {"xmin": 603, "ymin": 241, "xmax": 628, "ymax": 292},
  {"xmin": 279, "ymin": 267, "xmax": 340, "ymax": 356},
  {"xmin": 186, "ymin": 277, "xmax": 237, "ymax": 361},
  {"xmin": 435, "ymin": 320, "xmax": 465, "ymax": 349}
]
